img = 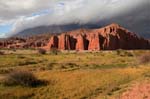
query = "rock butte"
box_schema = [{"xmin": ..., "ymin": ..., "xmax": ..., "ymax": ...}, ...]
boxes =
[{"xmin": 43, "ymin": 23, "xmax": 150, "ymax": 51}]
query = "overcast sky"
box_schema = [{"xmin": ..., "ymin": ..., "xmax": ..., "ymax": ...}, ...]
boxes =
[{"xmin": 0, "ymin": 0, "xmax": 149, "ymax": 38}]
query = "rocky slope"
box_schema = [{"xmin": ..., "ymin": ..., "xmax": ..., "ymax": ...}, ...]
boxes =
[{"xmin": 44, "ymin": 23, "xmax": 150, "ymax": 51}]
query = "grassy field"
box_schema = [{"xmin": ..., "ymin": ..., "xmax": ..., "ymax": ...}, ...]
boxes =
[{"xmin": 0, "ymin": 49, "xmax": 150, "ymax": 99}]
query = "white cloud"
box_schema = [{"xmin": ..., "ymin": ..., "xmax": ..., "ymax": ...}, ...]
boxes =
[
  {"xmin": 0, "ymin": 33, "xmax": 6, "ymax": 38},
  {"xmin": 0, "ymin": 0, "xmax": 149, "ymax": 37},
  {"xmin": 0, "ymin": 0, "xmax": 57, "ymax": 18}
]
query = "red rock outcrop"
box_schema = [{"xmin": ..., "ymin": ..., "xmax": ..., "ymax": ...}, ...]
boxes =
[
  {"xmin": 75, "ymin": 35, "xmax": 86, "ymax": 50},
  {"xmin": 58, "ymin": 34, "xmax": 70, "ymax": 50},
  {"xmin": 0, "ymin": 34, "xmax": 52, "ymax": 49},
  {"xmin": 0, "ymin": 24, "xmax": 149, "ymax": 50},
  {"xmin": 44, "ymin": 23, "xmax": 150, "ymax": 51},
  {"xmin": 87, "ymin": 33, "xmax": 101, "ymax": 50},
  {"xmin": 44, "ymin": 36, "xmax": 58, "ymax": 50}
]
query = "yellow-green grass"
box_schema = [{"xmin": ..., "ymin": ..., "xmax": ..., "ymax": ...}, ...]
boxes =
[{"xmin": 0, "ymin": 49, "xmax": 149, "ymax": 99}]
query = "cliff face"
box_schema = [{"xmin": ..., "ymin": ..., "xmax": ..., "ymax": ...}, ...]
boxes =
[{"xmin": 44, "ymin": 23, "xmax": 150, "ymax": 51}]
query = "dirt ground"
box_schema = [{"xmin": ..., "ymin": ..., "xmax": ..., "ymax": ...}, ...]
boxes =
[{"xmin": 121, "ymin": 80, "xmax": 150, "ymax": 99}]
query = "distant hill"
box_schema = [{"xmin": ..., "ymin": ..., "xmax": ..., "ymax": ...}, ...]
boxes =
[
  {"xmin": 12, "ymin": 22, "xmax": 150, "ymax": 39},
  {"xmin": 12, "ymin": 24, "xmax": 101, "ymax": 37}
]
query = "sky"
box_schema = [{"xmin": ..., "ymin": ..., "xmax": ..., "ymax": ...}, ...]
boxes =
[{"xmin": 0, "ymin": 0, "xmax": 150, "ymax": 38}]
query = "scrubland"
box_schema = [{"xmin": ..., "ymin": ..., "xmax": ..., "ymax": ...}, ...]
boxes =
[{"xmin": 0, "ymin": 49, "xmax": 149, "ymax": 99}]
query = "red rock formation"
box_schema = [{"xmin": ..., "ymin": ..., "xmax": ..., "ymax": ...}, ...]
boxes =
[
  {"xmin": 44, "ymin": 23, "xmax": 150, "ymax": 51},
  {"xmin": 44, "ymin": 36, "xmax": 58, "ymax": 50},
  {"xmin": 0, "ymin": 23, "xmax": 149, "ymax": 50},
  {"xmin": 87, "ymin": 33, "xmax": 101, "ymax": 51},
  {"xmin": 58, "ymin": 34, "xmax": 67, "ymax": 50},
  {"xmin": 76, "ymin": 35, "xmax": 86, "ymax": 50},
  {"xmin": 0, "ymin": 34, "xmax": 52, "ymax": 49}
]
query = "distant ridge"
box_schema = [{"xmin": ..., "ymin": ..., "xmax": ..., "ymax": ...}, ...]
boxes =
[{"xmin": 12, "ymin": 24, "xmax": 101, "ymax": 37}]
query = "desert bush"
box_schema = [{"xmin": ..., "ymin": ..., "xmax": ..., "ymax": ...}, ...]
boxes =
[
  {"xmin": 3, "ymin": 70, "xmax": 47, "ymax": 87},
  {"xmin": 125, "ymin": 51, "xmax": 134, "ymax": 57},
  {"xmin": 0, "ymin": 51, "xmax": 4, "ymax": 55},
  {"xmin": 47, "ymin": 62, "xmax": 57, "ymax": 70},
  {"xmin": 50, "ymin": 48, "xmax": 59, "ymax": 55},
  {"xmin": 60, "ymin": 63, "xmax": 79, "ymax": 69},
  {"xmin": 66, "ymin": 63, "xmax": 79, "ymax": 68},
  {"xmin": 0, "ymin": 68, "xmax": 13, "ymax": 74},
  {"xmin": 38, "ymin": 48, "xmax": 46, "ymax": 54},
  {"xmin": 139, "ymin": 53, "xmax": 150, "ymax": 64},
  {"xmin": 12, "ymin": 49, "xmax": 16, "ymax": 52},
  {"xmin": 17, "ymin": 60, "xmax": 37, "ymax": 66},
  {"xmin": 116, "ymin": 49, "xmax": 133, "ymax": 57},
  {"xmin": 116, "ymin": 49, "xmax": 125, "ymax": 56}
]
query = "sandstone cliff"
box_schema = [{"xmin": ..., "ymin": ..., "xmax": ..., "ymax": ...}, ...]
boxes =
[{"xmin": 44, "ymin": 23, "xmax": 150, "ymax": 51}]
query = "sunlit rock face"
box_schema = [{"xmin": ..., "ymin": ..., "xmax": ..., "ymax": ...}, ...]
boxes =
[{"xmin": 44, "ymin": 23, "xmax": 150, "ymax": 51}]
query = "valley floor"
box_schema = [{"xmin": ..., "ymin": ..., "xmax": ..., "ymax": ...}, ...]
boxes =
[{"xmin": 0, "ymin": 49, "xmax": 150, "ymax": 99}]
